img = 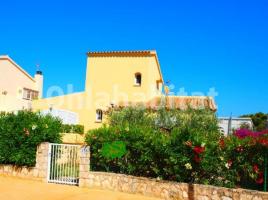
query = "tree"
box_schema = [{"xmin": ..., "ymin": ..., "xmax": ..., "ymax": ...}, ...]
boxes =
[{"xmin": 241, "ymin": 112, "xmax": 268, "ymax": 131}]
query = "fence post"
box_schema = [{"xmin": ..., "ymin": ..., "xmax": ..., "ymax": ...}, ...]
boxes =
[
  {"xmin": 35, "ymin": 142, "xmax": 50, "ymax": 182},
  {"xmin": 46, "ymin": 143, "xmax": 52, "ymax": 182},
  {"xmin": 264, "ymin": 150, "xmax": 267, "ymax": 192},
  {"xmin": 79, "ymin": 145, "xmax": 90, "ymax": 187}
]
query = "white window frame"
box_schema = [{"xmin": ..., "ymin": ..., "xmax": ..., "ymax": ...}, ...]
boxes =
[{"xmin": 22, "ymin": 88, "xmax": 38, "ymax": 100}]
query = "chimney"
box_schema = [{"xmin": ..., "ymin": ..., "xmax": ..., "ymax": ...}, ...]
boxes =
[{"xmin": 34, "ymin": 70, "xmax": 43, "ymax": 98}]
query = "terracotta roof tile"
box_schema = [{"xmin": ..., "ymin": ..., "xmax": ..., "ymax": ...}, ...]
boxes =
[
  {"xmin": 115, "ymin": 96, "xmax": 217, "ymax": 111},
  {"xmin": 87, "ymin": 50, "xmax": 156, "ymax": 57}
]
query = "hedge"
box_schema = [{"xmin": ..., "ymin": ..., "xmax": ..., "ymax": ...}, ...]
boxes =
[
  {"xmin": 86, "ymin": 106, "xmax": 268, "ymax": 191},
  {"xmin": 0, "ymin": 111, "xmax": 62, "ymax": 166},
  {"xmin": 61, "ymin": 124, "xmax": 84, "ymax": 134},
  {"xmin": 86, "ymin": 107, "xmax": 228, "ymax": 186}
]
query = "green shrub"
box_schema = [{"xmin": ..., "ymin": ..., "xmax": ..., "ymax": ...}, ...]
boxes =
[
  {"xmin": 222, "ymin": 129, "xmax": 268, "ymax": 190},
  {"xmin": 72, "ymin": 125, "xmax": 84, "ymax": 134},
  {"xmin": 0, "ymin": 111, "xmax": 62, "ymax": 166},
  {"xmin": 87, "ymin": 106, "xmax": 268, "ymax": 191},
  {"xmin": 61, "ymin": 124, "xmax": 84, "ymax": 134},
  {"xmin": 61, "ymin": 124, "xmax": 72, "ymax": 133},
  {"xmin": 86, "ymin": 107, "xmax": 235, "ymax": 187},
  {"xmin": 87, "ymin": 126, "xmax": 168, "ymax": 177},
  {"xmin": 241, "ymin": 112, "xmax": 268, "ymax": 131}
]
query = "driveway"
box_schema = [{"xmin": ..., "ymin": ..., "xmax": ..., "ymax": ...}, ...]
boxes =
[{"xmin": 0, "ymin": 176, "xmax": 161, "ymax": 200}]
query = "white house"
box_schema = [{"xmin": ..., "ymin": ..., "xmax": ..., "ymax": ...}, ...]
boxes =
[
  {"xmin": 218, "ymin": 117, "xmax": 254, "ymax": 135},
  {"xmin": 0, "ymin": 55, "xmax": 43, "ymax": 112}
]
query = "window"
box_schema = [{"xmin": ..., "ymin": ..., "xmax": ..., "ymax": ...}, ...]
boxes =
[
  {"xmin": 96, "ymin": 109, "xmax": 103, "ymax": 122},
  {"xmin": 134, "ymin": 73, "xmax": 142, "ymax": 86},
  {"xmin": 23, "ymin": 89, "xmax": 31, "ymax": 100},
  {"xmin": 156, "ymin": 81, "xmax": 162, "ymax": 92},
  {"xmin": 23, "ymin": 88, "xmax": 39, "ymax": 100}
]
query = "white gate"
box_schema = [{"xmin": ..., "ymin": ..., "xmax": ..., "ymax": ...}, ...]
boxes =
[{"xmin": 47, "ymin": 143, "xmax": 80, "ymax": 185}]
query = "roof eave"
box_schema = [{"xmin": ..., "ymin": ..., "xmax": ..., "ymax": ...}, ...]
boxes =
[{"xmin": 0, "ymin": 55, "xmax": 35, "ymax": 82}]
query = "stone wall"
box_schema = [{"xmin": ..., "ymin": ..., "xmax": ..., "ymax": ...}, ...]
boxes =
[
  {"xmin": 0, "ymin": 142, "xmax": 49, "ymax": 181},
  {"xmin": 81, "ymin": 172, "xmax": 268, "ymax": 200},
  {"xmin": 1, "ymin": 143, "xmax": 268, "ymax": 200},
  {"xmin": 79, "ymin": 145, "xmax": 91, "ymax": 186}
]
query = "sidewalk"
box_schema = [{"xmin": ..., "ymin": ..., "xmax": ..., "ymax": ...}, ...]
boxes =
[{"xmin": 0, "ymin": 176, "xmax": 162, "ymax": 200}]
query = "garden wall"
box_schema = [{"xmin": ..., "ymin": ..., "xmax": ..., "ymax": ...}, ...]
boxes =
[
  {"xmin": 81, "ymin": 172, "xmax": 268, "ymax": 200},
  {"xmin": 0, "ymin": 142, "xmax": 49, "ymax": 181},
  {"xmin": 1, "ymin": 143, "xmax": 268, "ymax": 200}
]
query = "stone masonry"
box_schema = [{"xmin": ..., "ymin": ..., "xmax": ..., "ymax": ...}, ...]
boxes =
[
  {"xmin": 0, "ymin": 142, "xmax": 49, "ymax": 181},
  {"xmin": 81, "ymin": 172, "xmax": 268, "ymax": 200},
  {"xmin": 1, "ymin": 143, "xmax": 268, "ymax": 200},
  {"xmin": 79, "ymin": 145, "xmax": 90, "ymax": 187}
]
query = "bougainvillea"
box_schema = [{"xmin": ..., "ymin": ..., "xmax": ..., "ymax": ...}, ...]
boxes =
[
  {"xmin": 223, "ymin": 128, "xmax": 268, "ymax": 190},
  {"xmin": 234, "ymin": 129, "xmax": 268, "ymax": 139}
]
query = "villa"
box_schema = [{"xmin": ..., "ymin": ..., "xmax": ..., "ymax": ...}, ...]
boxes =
[
  {"xmin": 32, "ymin": 50, "xmax": 216, "ymax": 130},
  {"xmin": 0, "ymin": 51, "xmax": 216, "ymax": 130},
  {"xmin": 0, "ymin": 55, "xmax": 43, "ymax": 112}
]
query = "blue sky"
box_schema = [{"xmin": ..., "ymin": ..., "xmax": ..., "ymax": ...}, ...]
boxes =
[{"xmin": 1, "ymin": 0, "xmax": 267, "ymax": 116}]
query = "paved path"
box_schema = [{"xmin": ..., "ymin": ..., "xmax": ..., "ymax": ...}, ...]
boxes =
[{"xmin": 0, "ymin": 176, "xmax": 161, "ymax": 200}]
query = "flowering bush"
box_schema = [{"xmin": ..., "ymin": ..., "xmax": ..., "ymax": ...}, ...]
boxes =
[
  {"xmin": 0, "ymin": 111, "xmax": 62, "ymax": 166},
  {"xmin": 223, "ymin": 129, "xmax": 268, "ymax": 190},
  {"xmin": 86, "ymin": 106, "xmax": 268, "ymax": 191},
  {"xmin": 87, "ymin": 107, "xmax": 234, "ymax": 187},
  {"xmin": 234, "ymin": 129, "xmax": 268, "ymax": 139}
]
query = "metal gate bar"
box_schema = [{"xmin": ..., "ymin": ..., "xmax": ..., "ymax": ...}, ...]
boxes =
[{"xmin": 47, "ymin": 143, "xmax": 80, "ymax": 185}]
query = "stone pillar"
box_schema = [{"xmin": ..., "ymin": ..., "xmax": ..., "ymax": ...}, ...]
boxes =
[
  {"xmin": 79, "ymin": 145, "xmax": 90, "ymax": 187},
  {"xmin": 35, "ymin": 142, "xmax": 50, "ymax": 182}
]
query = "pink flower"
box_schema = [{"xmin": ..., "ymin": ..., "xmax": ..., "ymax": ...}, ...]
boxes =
[
  {"xmin": 193, "ymin": 146, "xmax": 205, "ymax": 154},
  {"xmin": 235, "ymin": 129, "xmax": 268, "ymax": 139},
  {"xmin": 256, "ymin": 172, "xmax": 264, "ymax": 184},
  {"xmin": 234, "ymin": 129, "xmax": 253, "ymax": 139}
]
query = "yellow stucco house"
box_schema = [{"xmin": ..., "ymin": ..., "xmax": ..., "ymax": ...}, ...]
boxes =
[
  {"xmin": 0, "ymin": 55, "xmax": 43, "ymax": 112},
  {"xmin": 32, "ymin": 50, "xmax": 216, "ymax": 131}
]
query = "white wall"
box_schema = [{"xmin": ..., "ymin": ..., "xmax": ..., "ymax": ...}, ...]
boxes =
[
  {"xmin": 0, "ymin": 56, "xmax": 38, "ymax": 112},
  {"xmin": 218, "ymin": 117, "xmax": 253, "ymax": 136},
  {"xmin": 41, "ymin": 109, "xmax": 79, "ymax": 125}
]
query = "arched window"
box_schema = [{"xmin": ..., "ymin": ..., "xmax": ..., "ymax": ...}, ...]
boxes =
[
  {"xmin": 96, "ymin": 109, "xmax": 103, "ymax": 122},
  {"xmin": 134, "ymin": 73, "xmax": 142, "ymax": 86}
]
